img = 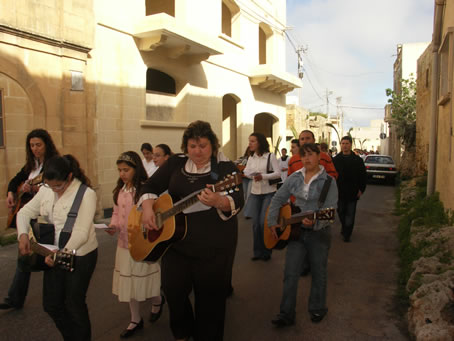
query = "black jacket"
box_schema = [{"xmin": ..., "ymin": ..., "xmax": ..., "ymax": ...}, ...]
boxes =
[{"xmin": 333, "ymin": 152, "xmax": 367, "ymax": 201}]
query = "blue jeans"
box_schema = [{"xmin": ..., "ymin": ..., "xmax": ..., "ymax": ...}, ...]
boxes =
[
  {"xmin": 278, "ymin": 226, "xmax": 331, "ymax": 322},
  {"xmin": 248, "ymin": 192, "xmax": 274, "ymax": 258},
  {"xmin": 337, "ymin": 199, "xmax": 358, "ymax": 239},
  {"xmin": 5, "ymin": 262, "xmax": 31, "ymax": 308}
]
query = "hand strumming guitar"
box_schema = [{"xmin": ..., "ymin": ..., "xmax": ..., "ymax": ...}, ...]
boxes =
[
  {"xmin": 141, "ymin": 198, "xmax": 158, "ymax": 231},
  {"xmin": 18, "ymin": 233, "xmax": 31, "ymax": 256}
]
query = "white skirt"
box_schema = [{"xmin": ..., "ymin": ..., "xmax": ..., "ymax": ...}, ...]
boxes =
[{"xmin": 112, "ymin": 247, "xmax": 161, "ymax": 302}]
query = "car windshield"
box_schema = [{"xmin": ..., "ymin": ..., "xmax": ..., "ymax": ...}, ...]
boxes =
[{"xmin": 365, "ymin": 156, "xmax": 394, "ymax": 164}]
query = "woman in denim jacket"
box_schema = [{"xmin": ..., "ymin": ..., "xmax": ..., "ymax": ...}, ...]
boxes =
[{"xmin": 267, "ymin": 143, "xmax": 338, "ymax": 327}]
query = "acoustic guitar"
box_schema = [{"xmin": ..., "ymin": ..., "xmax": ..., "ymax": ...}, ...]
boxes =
[
  {"xmin": 264, "ymin": 204, "xmax": 335, "ymax": 249},
  {"xmin": 18, "ymin": 238, "xmax": 76, "ymax": 272},
  {"xmin": 7, "ymin": 174, "xmax": 43, "ymax": 228},
  {"xmin": 128, "ymin": 173, "xmax": 242, "ymax": 262}
]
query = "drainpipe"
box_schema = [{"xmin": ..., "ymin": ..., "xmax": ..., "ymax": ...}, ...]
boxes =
[{"xmin": 427, "ymin": 0, "xmax": 444, "ymax": 195}]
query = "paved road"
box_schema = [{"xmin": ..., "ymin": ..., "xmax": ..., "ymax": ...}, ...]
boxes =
[{"xmin": 0, "ymin": 184, "xmax": 407, "ymax": 341}]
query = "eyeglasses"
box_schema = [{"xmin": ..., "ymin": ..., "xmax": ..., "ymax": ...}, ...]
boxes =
[{"xmin": 43, "ymin": 181, "xmax": 67, "ymax": 191}]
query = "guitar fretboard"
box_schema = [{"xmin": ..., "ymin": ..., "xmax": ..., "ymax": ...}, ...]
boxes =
[
  {"xmin": 159, "ymin": 190, "xmax": 203, "ymax": 225},
  {"xmin": 30, "ymin": 240, "xmax": 53, "ymax": 257}
]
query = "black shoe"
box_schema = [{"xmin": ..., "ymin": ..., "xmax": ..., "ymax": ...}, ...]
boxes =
[
  {"xmin": 271, "ymin": 316, "xmax": 294, "ymax": 328},
  {"xmin": 343, "ymin": 236, "xmax": 351, "ymax": 243},
  {"xmin": 120, "ymin": 319, "xmax": 144, "ymax": 338},
  {"xmin": 300, "ymin": 268, "xmax": 310, "ymax": 277},
  {"xmin": 149, "ymin": 296, "xmax": 165, "ymax": 323},
  {"xmin": 0, "ymin": 301, "xmax": 20, "ymax": 310},
  {"xmin": 261, "ymin": 255, "xmax": 271, "ymax": 261},
  {"xmin": 310, "ymin": 313, "xmax": 325, "ymax": 323},
  {"xmin": 251, "ymin": 256, "xmax": 261, "ymax": 261}
]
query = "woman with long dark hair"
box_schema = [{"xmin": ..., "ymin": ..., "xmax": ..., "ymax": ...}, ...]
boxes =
[
  {"xmin": 1, "ymin": 129, "xmax": 59, "ymax": 310},
  {"xmin": 243, "ymin": 132, "xmax": 281, "ymax": 261},
  {"xmin": 17, "ymin": 155, "xmax": 98, "ymax": 340}
]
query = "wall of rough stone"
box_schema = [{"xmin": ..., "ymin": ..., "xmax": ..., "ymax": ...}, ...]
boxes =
[{"xmin": 415, "ymin": 45, "xmax": 432, "ymax": 177}]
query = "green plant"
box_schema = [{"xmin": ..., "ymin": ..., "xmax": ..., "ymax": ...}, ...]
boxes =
[{"xmin": 386, "ymin": 75, "xmax": 416, "ymax": 149}]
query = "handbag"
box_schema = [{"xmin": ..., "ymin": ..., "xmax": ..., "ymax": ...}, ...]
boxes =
[
  {"xmin": 266, "ymin": 153, "xmax": 281, "ymax": 185},
  {"xmin": 18, "ymin": 184, "xmax": 88, "ymax": 272}
]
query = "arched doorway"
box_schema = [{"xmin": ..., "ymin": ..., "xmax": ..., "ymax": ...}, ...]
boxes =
[
  {"xmin": 222, "ymin": 94, "xmax": 240, "ymax": 161},
  {"xmin": 254, "ymin": 112, "xmax": 279, "ymax": 152}
]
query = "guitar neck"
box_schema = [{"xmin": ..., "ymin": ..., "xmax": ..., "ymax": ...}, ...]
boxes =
[
  {"xmin": 159, "ymin": 190, "xmax": 203, "ymax": 223},
  {"xmin": 30, "ymin": 240, "xmax": 54, "ymax": 258},
  {"xmin": 283, "ymin": 213, "xmax": 315, "ymax": 226}
]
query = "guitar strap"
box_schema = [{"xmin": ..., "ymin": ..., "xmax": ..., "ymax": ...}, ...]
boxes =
[
  {"xmin": 210, "ymin": 156, "xmax": 219, "ymax": 181},
  {"xmin": 317, "ymin": 176, "xmax": 332, "ymax": 209},
  {"xmin": 58, "ymin": 184, "xmax": 88, "ymax": 248}
]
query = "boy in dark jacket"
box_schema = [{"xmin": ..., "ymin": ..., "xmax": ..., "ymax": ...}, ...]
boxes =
[{"xmin": 333, "ymin": 136, "xmax": 367, "ymax": 242}]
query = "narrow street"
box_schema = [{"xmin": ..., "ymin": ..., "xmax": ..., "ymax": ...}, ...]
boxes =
[{"xmin": 0, "ymin": 183, "xmax": 407, "ymax": 341}]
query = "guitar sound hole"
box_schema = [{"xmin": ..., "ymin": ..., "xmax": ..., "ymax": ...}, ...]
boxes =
[{"xmin": 147, "ymin": 229, "xmax": 163, "ymax": 243}]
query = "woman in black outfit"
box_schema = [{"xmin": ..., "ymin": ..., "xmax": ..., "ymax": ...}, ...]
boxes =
[
  {"xmin": 1, "ymin": 129, "xmax": 59, "ymax": 310},
  {"xmin": 140, "ymin": 121, "xmax": 244, "ymax": 341}
]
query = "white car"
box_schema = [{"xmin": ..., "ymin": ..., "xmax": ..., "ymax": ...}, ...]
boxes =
[{"xmin": 364, "ymin": 155, "xmax": 398, "ymax": 184}]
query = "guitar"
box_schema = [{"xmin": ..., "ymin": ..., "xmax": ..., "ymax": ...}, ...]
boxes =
[
  {"xmin": 7, "ymin": 174, "xmax": 43, "ymax": 228},
  {"xmin": 19, "ymin": 239, "xmax": 76, "ymax": 272},
  {"xmin": 264, "ymin": 204, "xmax": 335, "ymax": 249},
  {"xmin": 128, "ymin": 173, "xmax": 242, "ymax": 262}
]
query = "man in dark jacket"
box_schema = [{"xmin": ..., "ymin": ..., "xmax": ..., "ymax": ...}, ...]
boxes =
[{"xmin": 333, "ymin": 136, "xmax": 367, "ymax": 242}]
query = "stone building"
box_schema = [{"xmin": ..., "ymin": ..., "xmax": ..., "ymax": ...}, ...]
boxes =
[
  {"xmin": 415, "ymin": 45, "xmax": 432, "ymax": 176},
  {"xmin": 388, "ymin": 42, "xmax": 429, "ymax": 167},
  {"xmin": 350, "ymin": 119, "xmax": 384, "ymax": 153},
  {"xmin": 0, "ymin": 0, "xmax": 301, "ymax": 229},
  {"xmin": 420, "ymin": 0, "xmax": 454, "ymax": 210},
  {"xmin": 286, "ymin": 104, "xmax": 333, "ymax": 145}
]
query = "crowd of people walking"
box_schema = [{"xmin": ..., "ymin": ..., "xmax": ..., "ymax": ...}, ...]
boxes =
[{"xmin": 2, "ymin": 124, "xmax": 368, "ymax": 341}]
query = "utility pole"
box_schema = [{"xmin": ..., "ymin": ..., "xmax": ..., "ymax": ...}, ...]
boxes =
[
  {"xmin": 325, "ymin": 89, "xmax": 333, "ymax": 116},
  {"xmin": 336, "ymin": 96, "xmax": 343, "ymax": 137}
]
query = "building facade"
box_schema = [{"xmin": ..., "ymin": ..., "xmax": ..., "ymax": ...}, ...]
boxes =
[
  {"xmin": 388, "ymin": 42, "xmax": 429, "ymax": 167},
  {"xmin": 0, "ymin": 0, "xmax": 301, "ymax": 229}
]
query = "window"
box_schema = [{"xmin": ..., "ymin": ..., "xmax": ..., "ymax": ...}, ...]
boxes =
[
  {"xmin": 259, "ymin": 26, "xmax": 267, "ymax": 65},
  {"xmin": 0, "ymin": 89, "xmax": 4, "ymax": 147},
  {"xmin": 146, "ymin": 69, "xmax": 176, "ymax": 95},
  {"xmin": 221, "ymin": 1, "xmax": 240, "ymax": 41},
  {"xmin": 222, "ymin": 3, "xmax": 232, "ymax": 37},
  {"xmin": 438, "ymin": 28, "xmax": 453, "ymax": 105},
  {"xmin": 146, "ymin": 0, "xmax": 174, "ymax": 17}
]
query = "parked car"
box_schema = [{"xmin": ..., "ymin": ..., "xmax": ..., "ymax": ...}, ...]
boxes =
[{"xmin": 364, "ymin": 155, "xmax": 398, "ymax": 184}]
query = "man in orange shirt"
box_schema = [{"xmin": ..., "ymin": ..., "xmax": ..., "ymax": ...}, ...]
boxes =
[
  {"xmin": 287, "ymin": 130, "xmax": 338, "ymax": 276},
  {"xmin": 287, "ymin": 130, "xmax": 338, "ymax": 179}
]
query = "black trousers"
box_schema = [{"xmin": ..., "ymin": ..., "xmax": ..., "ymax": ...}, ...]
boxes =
[
  {"xmin": 337, "ymin": 199, "xmax": 358, "ymax": 239},
  {"xmin": 43, "ymin": 249, "xmax": 97, "ymax": 341},
  {"xmin": 162, "ymin": 246, "xmax": 232, "ymax": 341}
]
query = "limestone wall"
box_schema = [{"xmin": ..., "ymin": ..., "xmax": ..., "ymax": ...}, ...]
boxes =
[{"xmin": 415, "ymin": 45, "xmax": 432, "ymax": 177}]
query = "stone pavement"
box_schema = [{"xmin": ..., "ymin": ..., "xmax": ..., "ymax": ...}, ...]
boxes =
[{"xmin": 0, "ymin": 184, "xmax": 408, "ymax": 341}]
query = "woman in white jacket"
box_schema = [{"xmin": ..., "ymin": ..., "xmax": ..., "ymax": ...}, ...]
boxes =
[
  {"xmin": 243, "ymin": 133, "xmax": 281, "ymax": 261},
  {"xmin": 17, "ymin": 155, "xmax": 98, "ymax": 341}
]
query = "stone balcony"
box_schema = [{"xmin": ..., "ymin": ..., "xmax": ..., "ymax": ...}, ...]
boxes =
[
  {"xmin": 133, "ymin": 13, "xmax": 223, "ymax": 62},
  {"xmin": 249, "ymin": 65, "xmax": 302, "ymax": 94}
]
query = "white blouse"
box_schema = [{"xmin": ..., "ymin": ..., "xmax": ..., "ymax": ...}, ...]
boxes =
[
  {"xmin": 17, "ymin": 179, "xmax": 98, "ymax": 256},
  {"xmin": 142, "ymin": 158, "xmax": 158, "ymax": 177},
  {"xmin": 243, "ymin": 152, "xmax": 281, "ymax": 195}
]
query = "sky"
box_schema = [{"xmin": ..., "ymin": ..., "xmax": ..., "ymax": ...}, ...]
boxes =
[{"xmin": 285, "ymin": 0, "xmax": 434, "ymax": 130}]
